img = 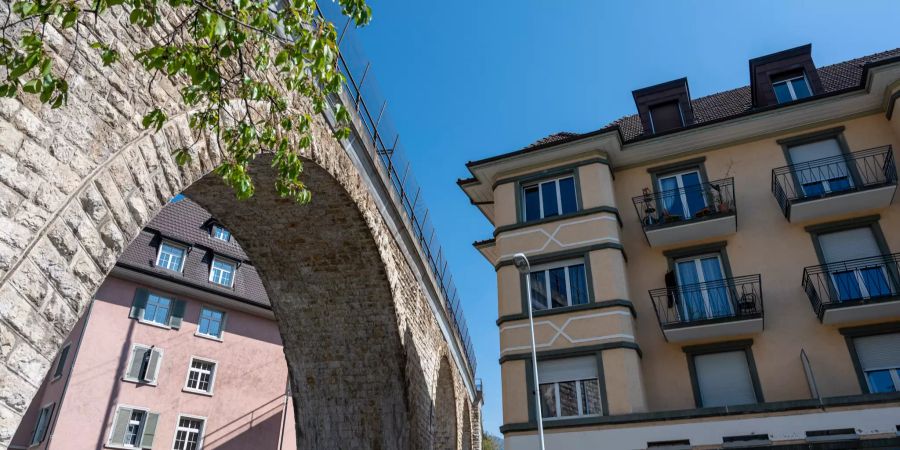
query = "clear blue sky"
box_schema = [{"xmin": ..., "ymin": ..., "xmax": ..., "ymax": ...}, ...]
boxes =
[{"xmin": 338, "ymin": 0, "xmax": 900, "ymax": 435}]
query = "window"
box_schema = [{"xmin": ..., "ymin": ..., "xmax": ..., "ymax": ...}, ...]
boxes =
[
  {"xmin": 156, "ymin": 242, "xmax": 186, "ymax": 272},
  {"xmin": 209, "ymin": 258, "xmax": 235, "ymax": 287},
  {"xmin": 537, "ymin": 356, "xmax": 602, "ymax": 419},
  {"xmin": 52, "ymin": 344, "xmax": 71, "ymax": 379},
  {"xmin": 648, "ymin": 100, "xmax": 684, "ymax": 133},
  {"xmin": 522, "ymin": 176, "xmax": 578, "ymax": 222},
  {"xmin": 142, "ymin": 292, "xmax": 172, "ymax": 326},
  {"xmin": 173, "ymin": 416, "xmax": 205, "ymax": 450},
  {"xmin": 692, "ymin": 350, "xmax": 759, "ymax": 407},
  {"xmin": 184, "ymin": 358, "xmax": 217, "ymax": 394},
  {"xmin": 818, "ymin": 227, "xmax": 893, "ymax": 302},
  {"xmin": 787, "ymin": 138, "xmax": 853, "ymax": 198},
  {"xmin": 30, "ymin": 403, "xmax": 55, "ymax": 445},
  {"xmin": 108, "ymin": 405, "xmax": 159, "ymax": 449},
  {"xmin": 527, "ymin": 259, "xmax": 589, "ymax": 311},
  {"xmin": 853, "ymin": 332, "xmax": 900, "ymax": 393},
  {"xmin": 197, "ymin": 307, "xmax": 225, "ymax": 339},
  {"xmin": 657, "ymin": 169, "xmax": 706, "ymax": 220},
  {"xmin": 211, "ymin": 225, "xmax": 230, "ymax": 242},
  {"xmin": 772, "ymin": 72, "xmax": 812, "ymax": 103},
  {"xmin": 124, "ymin": 345, "xmax": 163, "ymax": 384},
  {"xmin": 130, "ymin": 289, "xmax": 187, "ymax": 329},
  {"xmin": 673, "ymin": 253, "xmax": 731, "ymax": 321}
]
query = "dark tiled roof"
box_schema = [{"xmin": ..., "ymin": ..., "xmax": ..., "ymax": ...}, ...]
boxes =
[
  {"xmin": 510, "ymin": 48, "xmax": 900, "ymax": 153},
  {"xmin": 117, "ymin": 198, "xmax": 271, "ymax": 308},
  {"xmin": 526, "ymin": 132, "xmax": 580, "ymax": 148},
  {"xmin": 607, "ymin": 48, "xmax": 900, "ymax": 141}
]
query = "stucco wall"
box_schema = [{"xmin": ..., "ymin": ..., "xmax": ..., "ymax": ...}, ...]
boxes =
[{"xmin": 613, "ymin": 112, "xmax": 900, "ymax": 412}]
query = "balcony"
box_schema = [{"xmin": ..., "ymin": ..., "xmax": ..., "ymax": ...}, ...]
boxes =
[
  {"xmin": 633, "ymin": 178, "xmax": 737, "ymax": 248},
  {"xmin": 649, "ymin": 274, "xmax": 763, "ymax": 343},
  {"xmin": 772, "ymin": 146, "xmax": 897, "ymax": 223},
  {"xmin": 802, "ymin": 253, "xmax": 900, "ymax": 324}
]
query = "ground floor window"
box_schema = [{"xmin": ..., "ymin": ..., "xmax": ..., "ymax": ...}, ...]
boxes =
[
  {"xmin": 173, "ymin": 416, "xmax": 205, "ymax": 450},
  {"xmin": 536, "ymin": 356, "xmax": 602, "ymax": 419}
]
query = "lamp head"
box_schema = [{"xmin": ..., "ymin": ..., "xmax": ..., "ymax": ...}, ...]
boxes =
[{"xmin": 513, "ymin": 253, "xmax": 530, "ymax": 274}]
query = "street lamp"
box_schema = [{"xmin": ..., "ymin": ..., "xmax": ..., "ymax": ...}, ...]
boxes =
[{"xmin": 513, "ymin": 252, "xmax": 546, "ymax": 450}]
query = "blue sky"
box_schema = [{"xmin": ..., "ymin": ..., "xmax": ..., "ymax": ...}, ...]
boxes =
[{"xmin": 336, "ymin": 0, "xmax": 900, "ymax": 435}]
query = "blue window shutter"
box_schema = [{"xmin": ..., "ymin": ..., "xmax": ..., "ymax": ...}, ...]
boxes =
[
  {"xmin": 169, "ymin": 300, "xmax": 186, "ymax": 329},
  {"xmin": 130, "ymin": 288, "xmax": 149, "ymax": 319}
]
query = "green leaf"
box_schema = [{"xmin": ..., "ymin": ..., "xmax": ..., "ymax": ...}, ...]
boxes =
[
  {"xmin": 141, "ymin": 108, "xmax": 167, "ymax": 132},
  {"xmin": 22, "ymin": 79, "xmax": 41, "ymax": 94},
  {"xmin": 61, "ymin": 8, "xmax": 78, "ymax": 29},
  {"xmin": 172, "ymin": 147, "xmax": 192, "ymax": 165}
]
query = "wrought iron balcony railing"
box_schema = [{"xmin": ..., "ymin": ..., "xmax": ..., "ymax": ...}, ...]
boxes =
[
  {"xmin": 649, "ymin": 274, "xmax": 763, "ymax": 328},
  {"xmin": 771, "ymin": 145, "xmax": 897, "ymax": 217},
  {"xmin": 802, "ymin": 253, "xmax": 900, "ymax": 319},
  {"xmin": 633, "ymin": 178, "xmax": 736, "ymax": 230}
]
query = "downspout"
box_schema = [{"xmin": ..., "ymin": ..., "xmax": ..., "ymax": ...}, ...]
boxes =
[{"xmin": 45, "ymin": 298, "xmax": 95, "ymax": 449}]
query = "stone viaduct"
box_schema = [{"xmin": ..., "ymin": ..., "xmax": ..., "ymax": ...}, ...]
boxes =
[{"xmin": 0, "ymin": 4, "xmax": 481, "ymax": 449}]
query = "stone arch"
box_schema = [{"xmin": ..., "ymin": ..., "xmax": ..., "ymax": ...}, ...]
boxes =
[
  {"xmin": 0, "ymin": 5, "xmax": 477, "ymax": 448},
  {"xmin": 434, "ymin": 356, "xmax": 458, "ymax": 450},
  {"xmin": 461, "ymin": 401, "xmax": 472, "ymax": 450}
]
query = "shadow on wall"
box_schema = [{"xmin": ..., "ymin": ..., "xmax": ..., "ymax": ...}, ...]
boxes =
[
  {"xmin": 435, "ymin": 356, "xmax": 458, "ymax": 450},
  {"xmin": 202, "ymin": 395, "xmax": 289, "ymax": 449}
]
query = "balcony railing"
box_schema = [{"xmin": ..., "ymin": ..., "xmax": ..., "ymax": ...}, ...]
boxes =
[
  {"xmin": 802, "ymin": 253, "xmax": 900, "ymax": 319},
  {"xmin": 649, "ymin": 274, "xmax": 763, "ymax": 328},
  {"xmin": 771, "ymin": 145, "xmax": 897, "ymax": 217},
  {"xmin": 633, "ymin": 178, "xmax": 736, "ymax": 230}
]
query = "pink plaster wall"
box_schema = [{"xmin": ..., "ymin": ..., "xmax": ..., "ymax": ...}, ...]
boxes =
[{"xmin": 12, "ymin": 275, "xmax": 296, "ymax": 450}]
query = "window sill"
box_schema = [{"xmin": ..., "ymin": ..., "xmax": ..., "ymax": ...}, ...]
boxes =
[
  {"xmin": 194, "ymin": 332, "xmax": 224, "ymax": 342},
  {"xmin": 137, "ymin": 319, "xmax": 171, "ymax": 330},
  {"xmin": 182, "ymin": 387, "xmax": 214, "ymax": 397},
  {"xmin": 121, "ymin": 377, "xmax": 158, "ymax": 387},
  {"xmin": 105, "ymin": 444, "xmax": 142, "ymax": 450}
]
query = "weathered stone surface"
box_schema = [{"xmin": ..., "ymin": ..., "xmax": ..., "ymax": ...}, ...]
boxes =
[{"xmin": 0, "ymin": 8, "xmax": 479, "ymax": 449}]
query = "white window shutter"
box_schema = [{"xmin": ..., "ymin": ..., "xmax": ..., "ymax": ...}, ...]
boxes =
[
  {"xmin": 537, "ymin": 356, "xmax": 598, "ymax": 383},
  {"xmin": 694, "ymin": 350, "xmax": 757, "ymax": 407},
  {"xmin": 854, "ymin": 333, "xmax": 900, "ymax": 370},
  {"xmin": 819, "ymin": 227, "xmax": 881, "ymax": 263},
  {"xmin": 145, "ymin": 348, "xmax": 163, "ymax": 383},
  {"xmin": 788, "ymin": 138, "xmax": 843, "ymax": 164}
]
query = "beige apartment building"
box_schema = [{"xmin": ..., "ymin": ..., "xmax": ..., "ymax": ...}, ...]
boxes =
[{"xmin": 460, "ymin": 45, "xmax": 900, "ymax": 449}]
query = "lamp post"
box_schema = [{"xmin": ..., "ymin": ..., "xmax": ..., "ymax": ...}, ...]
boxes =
[{"xmin": 513, "ymin": 252, "xmax": 546, "ymax": 450}]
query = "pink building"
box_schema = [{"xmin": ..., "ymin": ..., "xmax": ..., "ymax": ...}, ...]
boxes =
[{"xmin": 11, "ymin": 198, "xmax": 297, "ymax": 450}]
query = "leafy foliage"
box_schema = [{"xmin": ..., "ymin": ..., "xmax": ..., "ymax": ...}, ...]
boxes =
[
  {"xmin": 482, "ymin": 432, "xmax": 503, "ymax": 450},
  {"xmin": 0, "ymin": 0, "xmax": 371, "ymax": 203}
]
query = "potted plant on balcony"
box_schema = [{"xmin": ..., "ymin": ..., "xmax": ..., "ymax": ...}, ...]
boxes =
[
  {"xmin": 710, "ymin": 183, "xmax": 731, "ymax": 213},
  {"xmin": 641, "ymin": 187, "xmax": 659, "ymax": 225}
]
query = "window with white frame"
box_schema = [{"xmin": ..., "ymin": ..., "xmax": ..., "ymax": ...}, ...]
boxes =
[
  {"xmin": 197, "ymin": 307, "xmax": 225, "ymax": 339},
  {"xmin": 142, "ymin": 292, "xmax": 173, "ymax": 326},
  {"xmin": 537, "ymin": 356, "xmax": 602, "ymax": 419},
  {"xmin": 123, "ymin": 345, "xmax": 163, "ymax": 384},
  {"xmin": 209, "ymin": 258, "xmax": 235, "ymax": 287},
  {"xmin": 211, "ymin": 225, "xmax": 230, "ymax": 242},
  {"xmin": 184, "ymin": 358, "xmax": 217, "ymax": 394},
  {"xmin": 527, "ymin": 259, "xmax": 589, "ymax": 311},
  {"xmin": 108, "ymin": 405, "xmax": 159, "ymax": 448},
  {"xmin": 156, "ymin": 242, "xmax": 186, "ymax": 272},
  {"xmin": 30, "ymin": 403, "xmax": 55, "ymax": 445},
  {"xmin": 853, "ymin": 332, "xmax": 900, "ymax": 393},
  {"xmin": 522, "ymin": 176, "xmax": 578, "ymax": 222},
  {"xmin": 172, "ymin": 416, "xmax": 205, "ymax": 450},
  {"xmin": 772, "ymin": 72, "xmax": 812, "ymax": 104}
]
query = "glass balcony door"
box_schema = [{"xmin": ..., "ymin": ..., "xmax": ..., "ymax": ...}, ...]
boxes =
[
  {"xmin": 820, "ymin": 227, "xmax": 894, "ymax": 302},
  {"xmin": 788, "ymin": 138, "xmax": 854, "ymax": 197},
  {"xmin": 657, "ymin": 170, "xmax": 706, "ymax": 220},
  {"xmin": 675, "ymin": 254, "xmax": 733, "ymax": 321}
]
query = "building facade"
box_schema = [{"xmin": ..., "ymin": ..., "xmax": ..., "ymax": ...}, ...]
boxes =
[
  {"xmin": 10, "ymin": 198, "xmax": 296, "ymax": 450},
  {"xmin": 461, "ymin": 45, "xmax": 900, "ymax": 449}
]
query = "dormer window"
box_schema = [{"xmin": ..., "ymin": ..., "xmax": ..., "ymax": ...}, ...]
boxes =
[
  {"xmin": 772, "ymin": 71, "xmax": 812, "ymax": 104},
  {"xmin": 211, "ymin": 225, "xmax": 231, "ymax": 242},
  {"xmin": 648, "ymin": 101, "xmax": 684, "ymax": 134}
]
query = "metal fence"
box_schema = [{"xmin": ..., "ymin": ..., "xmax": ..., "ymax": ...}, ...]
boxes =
[
  {"xmin": 649, "ymin": 274, "xmax": 763, "ymax": 328},
  {"xmin": 316, "ymin": 3, "xmax": 476, "ymax": 374},
  {"xmin": 633, "ymin": 177, "xmax": 736, "ymax": 229},
  {"xmin": 772, "ymin": 145, "xmax": 896, "ymax": 216},
  {"xmin": 802, "ymin": 253, "xmax": 900, "ymax": 318}
]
